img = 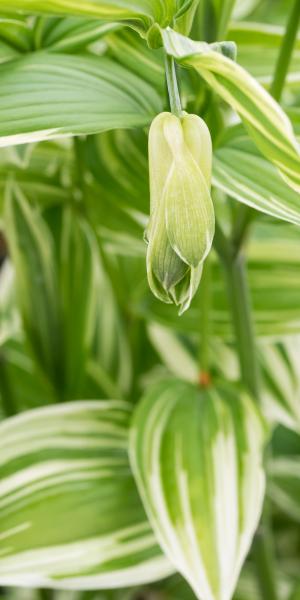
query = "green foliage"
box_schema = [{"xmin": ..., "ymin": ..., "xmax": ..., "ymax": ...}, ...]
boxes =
[{"xmin": 0, "ymin": 1, "xmax": 300, "ymax": 600}]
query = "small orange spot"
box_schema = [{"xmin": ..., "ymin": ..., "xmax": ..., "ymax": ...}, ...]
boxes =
[{"xmin": 199, "ymin": 372, "xmax": 212, "ymax": 388}]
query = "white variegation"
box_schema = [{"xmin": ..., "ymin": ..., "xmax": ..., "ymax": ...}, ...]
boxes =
[
  {"xmin": 162, "ymin": 28, "xmax": 300, "ymax": 193},
  {"xmin": 259, "ymin": 336, "xmax": 300, "ymax": 433},
  {"xmin": 268, "ymin": 458, "xmax": 300, "ymax": 523},
  {"xmin": 0, "ymin": 401, "xmax": 173, "ymax": 589},
  {"xmin": 0, "ymin": 53, "xmax": 161, "ymax": 147},
  {"xmin": 213, "ymin": 127, "xmax": 300, "ymax": 227},
  {"xmin": 130, "ymin": 380, "xmax": 266, "ymax": 600}
]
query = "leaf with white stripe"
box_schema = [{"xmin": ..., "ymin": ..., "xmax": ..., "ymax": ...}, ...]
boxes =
[
  {"xmin": 259, "ymin": 336, "xmax": 300, "ymax": 433},
  {"xmin": 130, "ymin": 379, "xmax": 267, "ymax": 600},
  {"xmin": 0, "ymin": 1, "xmax": 190, "ymax": 36},
  {"xmin": 213, "ymin": 126, "xmax": 300, "ymax": 226},
  {"xmin": 268, "ymin": 458, "xmax": 300, "ymax": 523},
  {"xmin": 0, "ymin": 401, "xmax": 173, "ymax": 589},
  {"xmin": 0, "ymin": 52, "xmax": 161, "ymax": 147},
  {"xmin": 227, "ymin": 22, "xmax": 300, "ymax": 88},
  {"xmin": 162, "ymin": 28, "xmax": 300, "ymax": 192},
  {"xmin": 5, "ymin": 185, "xmax": 97, "ymax": 399}
]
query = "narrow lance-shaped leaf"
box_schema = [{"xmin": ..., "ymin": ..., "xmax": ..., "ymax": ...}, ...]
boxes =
[
  {"xmin": 268, "ymin": 457, "xmax": 300, "ymax": 523},
  {"xmin": 5, "ymin": 183, "xmax": 61, "ymax": 387},
  {"xmin": 259, "ymin": 335, "xmax": 300, "ymax": 434},
  {"xmin": 58, "ymin": 207, "xmax": 98, "ymax": 398},
  {"xmin": 213, "ymin": 126, "xmax": 300, "ymax": 226},
  {"xmin": 5, "ymin": 187, "xmax": 99, "ymax": 400},
  {"xmin": 0, "ymin": 401, "xmax": 173, "ymax": 589},
  {"xmin": 130, "ymin": 379, "xmax": 267, "ymax": 600},
  {"xmin": 162, "ymin": 28, "xmax": 300, "ymax": 193},
  {"xmin": 0, "ymin": 1, "xmax": 190, "ymax": 36},
  {"xmin": 0, "ymin": 52, "xmax": 162, "ymax": 147},
  {"xmin": 227, "ymin": 22, "xmax": 300, "ymax": 88}
]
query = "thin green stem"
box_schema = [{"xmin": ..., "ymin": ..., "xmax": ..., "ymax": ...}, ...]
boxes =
[
  {"xmin": 214, "ymin": 221, "xmax": 278, "ymax": 600},
  {"xmin": 165, "ymin": 54, "xmax": 182, "ymax": 116},
  {"xmin": 224, "ymin": 254, "xmax": 260, "ymax": 399},
  {"xmin": 0, "ymin": 353, "xmax": 16, "ymax": 417},
  {"xmin": 199, "ymin": 258, "xmax": 212, "ymax": 385},
  {"xmin": 270, "ymin": 0, "xmax": 300, "ymax": 101},
  {"xmin": 231, "ymin": 204, "xmax": 255, "ymax": 259},
  {"xmin": 253, "ymin": 522, "xmax": 279, "ymax": 600},
  {"xmin": 215, "ymin": 231, "xmax": 260, "ymax": 401}
]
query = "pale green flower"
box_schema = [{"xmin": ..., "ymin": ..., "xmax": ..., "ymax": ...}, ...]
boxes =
[{"xmin": 146, "ymin": 111, "xmax": 215, "ymax": 314}]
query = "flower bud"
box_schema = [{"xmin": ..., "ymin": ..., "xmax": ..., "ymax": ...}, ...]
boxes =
[{"xmin": 146, "ymin": 111, "xmax": 215, "ymax": 314}]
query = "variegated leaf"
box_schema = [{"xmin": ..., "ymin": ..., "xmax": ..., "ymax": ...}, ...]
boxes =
[
  {"xmin": 130, "ymin": 379, "xmax": 267, "ymax": 600},
  {"xmin": 5, "ymin": 185, "xmax": 97, "ymax": 399},
  {"xmin": 213, "ymin": 126, "xmax": 300, "ymax": 226},
  {"xmin": 0, "ymin": 401, "xmax": 173, "ymax": 589},
  {"xmin": 0, "ymin": 52, "xmax": 161, "ymax": 147},
  {"xmin": 162, "ymin": 28, "xmax": 300, "ymax": 193},
  {"xmin": 0, "ymin": 1, "xmax": 190, "ymax": 36},
  {"xmin": 259, "ymin": 336, "xmax": 300, "ymax": 433},
  {"xmin": 268, "ymin": 458, "xmax": 300, "ymax": 523}
]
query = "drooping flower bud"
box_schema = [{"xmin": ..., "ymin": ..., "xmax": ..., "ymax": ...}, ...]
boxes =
[{"xmin": 146, "ymin": 112, "xmax": 215, "ymax": 314}]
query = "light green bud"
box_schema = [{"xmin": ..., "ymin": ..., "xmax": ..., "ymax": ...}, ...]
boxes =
[{"xmin": 146, "ymin": 111, "xmax": 215, "ymax": 314}]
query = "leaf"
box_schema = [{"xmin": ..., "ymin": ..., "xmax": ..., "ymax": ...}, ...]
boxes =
[
  {"xmin": 162, "ymin": 28, "xmax": 300, "ymax": 192},
  {"xmin": 0, "ymin": 1, "xmax": 188, "ymax": 36},
  {"xmin": 5, "ymin": 183, "xmax": 61, "ymax": 387},
  {"xmin": 0, "ymin": 260, "xmax": 19, "ymax": 347},
  {"xmin": 107, "ymin": 29, "xmax": 165, "ymax": 92},
  {"xmin": 130, "ymin": 379, "xmax": 266, "ymax": 600},
  {"xmin": 147, "ymin": 322, "xmax": 198, "ymax": 383},
  {"xmin": 4, "ymin": 185, "xmax": 97, "ymax": 399},
  {"xmin": 0, "ymin": 338, "xmax": 56, "ymax": 414},
  {"xmin": 268, "ymin": 458, "xmax": 300, "ymax": 523},
  {"xmin": 259, "ymin": 336, "xmax": 300, "ymax": 434},
  {"xmin": 57, "ymin": 207, "xmax": 99, "ymax": 398},
  {"xmin": 213, "ymin": 126, "xmax": 300, "ymax": 226},
  {"xmin": 136, "ymin": 224, "xmax": 300, "ymax": 338},
  {"xmin": 0, "ymin": 52, "xmax": 161, "ymax": 147},
  {"xmin": 0, "ymin": 401, "xmax": 173, "ymax": 588},
  {"xmin": 91, "ymin": 250, "xmax": 133, "ymax": 397},
  {"xmin": 191, "ymin": 0, "xmax": 236, "ymax": 43},
  {"xmin": 38, "ymin": 18, "xmax": 120, "ymax": 52},
  {"xmin": 227, "ymin": 22, "xmax": 300, "ymax": 89}
]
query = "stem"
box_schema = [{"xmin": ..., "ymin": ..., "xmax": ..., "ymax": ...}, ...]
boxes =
[
  {"xmin": 270, "ymin": 0, "xmax": 300, "ymax": 101},
  {"xmin": 223, "ymin": 253, "xmax": 260, "ymax": 400},
  {"xmin": 214, "ymin": 222, "xmax": 278, "ymax": 600},
  {"xmin": 165, "ymin": 54, "xmax": 182, "ymax": 116},
  {"xmin": 253, "ymin": 523, "xmax": 279, "ymax": 600},
  {"xmin": 0, "ymin": 353, "xmax": 16, "ymax": 417},
  {"xmin": 199, "ymin": 258, "xmax": 212, "ymax": 386},
  {"xmin": 231, "ymin": 204, "xmax": 255, "ymax": 259}
]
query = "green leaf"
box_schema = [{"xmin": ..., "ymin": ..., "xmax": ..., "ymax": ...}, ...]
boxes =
[
  {"xmin": 227, "ymin": 22, "xmax": 300, "ymax": 89},
  {"xmin": 91, "ymin": 251, "xmax": 133, "ymax": 397},
  {"xmin": 4, "ymin": 186, "xmax": 98, "ymax": 399},
  {"xmin": 39, "ymin": 18, "xmax": 120, "ymax": 52},
  {"xmin": 213, "ymin": 126, "xmax": 300, "ymax": 226},
  {"xmin": 57, "ymin": 207, "xmax": 99, "ymax": 398},
  {"xmin": 136, "ymin": 224, "xmax": 300, "ymax": 338},
  {"xmin": 0, "ymin": 52, "xmax": 161, "ymax": 147},
  {"xmin": 0, "ymin": 338, "xmax": 56, "ymax": 414},
  {"xmin": 0, "ymin": 401, "xmax": 173, "ymax": 588},
  {"xmin": 268, "ymin": 458, "xmax": 300, "ymax": 523},
  {"xmin": 130, "ymin": 379, "xmax": 266, "ymax": 600},
  {"xmin": 162, "ymin": 28, "xmax": 300, "ymax": 192},
  {"xmin": 5, "ymin": 183, "xmax": 61, "ymax": 387},
  {"xmin": 259, "ymin": 336, "xmax": 300, "ymax": 433},
  {"xmin": 0, "ymin": 260, "xmax": 19, "ymax": 347},
  {"xmin": 107, "ymin": 29, "xmax": 165, "ymax": 92},
  {"xmin": 0, "ymin": 1, "xmax": 189, "ymax": 36}
]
